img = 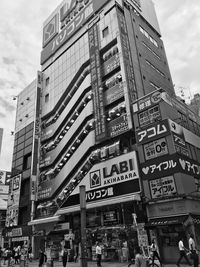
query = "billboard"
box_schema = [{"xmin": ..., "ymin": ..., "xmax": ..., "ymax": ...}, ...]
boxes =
[
  {"xmin": 136, "ymin": 119, "xmax": 170, "ymax": 145},
  {"xmin": 141, "ymin": 154, "xmax": 200, "ymax": 180},
  {"xmin": 6, "ymin": 174, "xmax": 21, "ymax": 227},
  {"xmin": 41, "ymin": 0, "xmax": 110, "ymax": 64},
  {"xmin": 149, "ymin": 176, "xmax": 177, "ymax": 199},
  {"xmin": 143, "ymin": 138, "xmax": 168, "ymax": 160},
  {"xmin": 62, "ymin": 151, "xmax": 140, "ymax": 207}
]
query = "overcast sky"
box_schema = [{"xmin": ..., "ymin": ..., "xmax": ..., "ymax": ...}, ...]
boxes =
[{"xmin": 0, "ymin": 0, "xmax": 200, "ymax": 171}]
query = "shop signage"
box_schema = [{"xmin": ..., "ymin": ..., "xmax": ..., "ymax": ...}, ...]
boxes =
[
  {"xmin": 103, "ymin": 211, "xmax": 118, "ymax": 225},
  {"xmin": 144, "ymin": 138, "xmax": 168, "ymax": 160},
  {"xmin": 172, "ymin": 133, "xmax": 189, "ymax": 157},
  {"xmin": 138, "ymin": 105, "xmax": 161, "ymax": 128},
  {"xmin": 133, "ymin": 89, "xmax": 163, "ymax": 113},
  {"xmin": 89, "ymin": 24, "xmax": 106, "ymax": 142},
  {"xmin": 0, "ymin": 184, "xmax": 9, "ymax": 194},
  {"xmin": 6, "ymin": 174, "xmax": 21, "ymax": 227},
  {"xmin": 63, "ymin": 179, "xmax": 140, "ymax": 208},
  {"xmin": 141, "ymin": 154, "xmax": 200, "ymax": 180},
  {"xmin": 108, "ymin": 114, "xmax": 129, "ymax": 138},
  {"xmin": 0, "ymin": 170, "xmax": 6, "ymax": 184},
  {"xmin": 136, "ymin": 119, "xmax": 170, "ymax": 144},
  {"xmin": 41, "ymin": 0, "xmax": 110, "ymax": 64},
  {"xmin": 149, "ymin": 176, "xmax": 177, "ymax": 199}
]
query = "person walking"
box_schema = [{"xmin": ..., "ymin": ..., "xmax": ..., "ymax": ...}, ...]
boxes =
[
  {"xmin": 134, "ymin": 246, "xmax": 147, "ymax": 267},
  {"xmin": 38, "ymin": 248, "xmax": 47, "ymax": 267},
  {"xmin": 188, "ymin": 234, "xmax": 199, "ymax": 267},
  {"xmin": 61, "ymin": 246, "xmax": 68, "ymax": 267},
  {"xmin": 177, "ymin": 237, "xmax": 192, "ymax": 267},
  {"xmin": 96, "ymin": 241, "xmax": 102, "ymax": 267},
  {"xmin": 150, "ymin": 239, "xmax": 162, "ymax": 267}
]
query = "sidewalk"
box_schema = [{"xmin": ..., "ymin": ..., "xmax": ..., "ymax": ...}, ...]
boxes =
[{"xmin": 27, "ymin": 260, "xmax": 190, "ymax": 267}]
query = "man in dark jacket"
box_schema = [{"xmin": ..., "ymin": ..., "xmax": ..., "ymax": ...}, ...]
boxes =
[{"xmin": 39, "ymin": 248, "xmax": 47, "ymax": 267}]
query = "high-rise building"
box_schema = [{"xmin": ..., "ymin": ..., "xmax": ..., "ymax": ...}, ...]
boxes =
[
  {"xmin": 6, "ymin": 0, "xmax": 200, "ymax": 264},
  {"xmin": 4, "ymin": 75, "xmax": 42, "ymax": 249}
]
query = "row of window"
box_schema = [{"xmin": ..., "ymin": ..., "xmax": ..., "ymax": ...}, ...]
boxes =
[
  {"xmin": 41, "ymin": 93, "xmax": 92, "ymax": 155},
  {"xmin": 142, "ymin": 41, "xmax": 160, "ymax": 60},
  {"xmin": 139, "ymin": 26, "xmax": 158, "ymax": 47},
  {"xmin": 146, "ymin": 60, "xmax": 165, "ymax": 77},
  {"xmin": 39, "ymin": 121, "xmax": 94, "ymax": 184}
]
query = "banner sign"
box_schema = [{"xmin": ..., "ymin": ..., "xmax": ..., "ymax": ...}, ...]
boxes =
[
  {"xmin": 62, "ymin": 179, "xmax": 140, "ymax": 208},
  {"xmin": 132, "ymin": 89, "xmax": 163, "ymax": 113},
  {"xmin": 144, "ymin": 138, "xmax": 168, "ymax": 160},
  {"xmin": 89, "ymin": 24, "xmax": 106, "ymax": 142},
  {"xmin": 141, "ymin": 154, "xmax": 200, "ymax": 180},
  {"xmin": 149, "ymin": 176, "xmax": 177, "ymax": 199},
  {"xmin": 6, "ymin": 174, "xmax": 21, "ymax": 227},
  {"xmin": 105, "ymin": 83, "xmax": 124, "ymax": 105},
  {"xmin": 136, "ymin": 119, "xmax": 170, "ymax": 145},
  {"xmin": 172, "ymin": 133, "xmax": 190, "ymax": 157},
  {"xmin": 41, "ymin": 0, "xmax": 110, "ymax": 64}
]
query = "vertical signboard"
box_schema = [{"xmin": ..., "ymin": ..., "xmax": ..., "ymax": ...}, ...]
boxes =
[
  {"xmin": 0, "ymin": 128, "xmax": 3, "ymax": 154},
  {"xmin": 88, "ymin": 24, "xmax": 106, "ymax": 142},
  {"xmin": 116, "ymin": 7, "xmax": 137, "ymax": 130},
  {"xmin": 6, "ymin": 174, "xmax": 21, "ymax": 227},
  {"xmin": 30, "ymin": 71, "xmax": 42, "ymax": 201}
]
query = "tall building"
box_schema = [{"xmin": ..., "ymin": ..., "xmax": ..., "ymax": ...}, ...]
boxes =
[
  {"xmin": 29, "ymin": 0, "xmax": 176, "ymax": 261},
  {"xmin": 6, "ymin": 0, "xmax": 200, "ymax": 264},
  {"xmin": 4, "ymin": 75, "xmax": 41, "ymax": 249}
]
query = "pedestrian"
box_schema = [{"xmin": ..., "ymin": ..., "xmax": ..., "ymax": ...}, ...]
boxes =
[
  {"xmin": 38, "ymin": 248, "xmax": 47, "ymax": 267},
  {"xmin": 189, "ymin": 234, "xmax": 199, "ymax": 267},
  {"xmin": 134, "ymin": 246, "xmax": 147, "ymax": 267},
  {"xmin": 73, "ymin": 243, "xmax": 79, "ymax": 263},
  {"xmin": 61, "ymin": 246, "xmax": 68, "ymax": 267},
  {"xmin": 177, "ymin": 237, "xmax": 192, "ymax": 267},
  {"xmin": 28, "ymin": 245, "xmax": 33, "ymax": 262},
  {"xmin": 96, "ymin": 241, "xmax": 102, "ymax": 267},
  {"xmin": 150, "ymin": 239, "xmax": 162, "ymax": 266}
]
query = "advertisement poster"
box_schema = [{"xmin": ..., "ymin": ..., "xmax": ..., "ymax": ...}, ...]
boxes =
[
  {"xmin": 144, "ymin": 138, "xmax": 168, "ymax": 160},
  {"xmin": 149, "ymin": 176, "xmax": 177, "ymax": 199},
  {"xmin": 6, "ymin": 174, "xmax": 21, "ymax": 227}
]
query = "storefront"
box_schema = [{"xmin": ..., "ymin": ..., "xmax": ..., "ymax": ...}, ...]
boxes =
[
  {"xmin": 3, "ymin": 225, "xmax": 32, "ymax": 248},
  {"xmin": 145, "ymin": 198, "xmax": 200, "ymax": 263}
]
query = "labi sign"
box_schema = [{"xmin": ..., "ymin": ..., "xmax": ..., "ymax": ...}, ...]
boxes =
[{"xmin": 72, "ymin": 151, "xmax": 140, "ymax": 193}]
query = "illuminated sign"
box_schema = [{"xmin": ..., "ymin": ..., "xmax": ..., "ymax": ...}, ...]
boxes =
[{"xmin": 108, "ymin": 114, "xmax": 129, "ymax": 138}]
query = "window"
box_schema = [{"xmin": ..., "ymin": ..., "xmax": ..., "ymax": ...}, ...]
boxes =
[
  {"xmin": 45, "ymin": 93, "xmax": 49, "ymax": 103},
  {"xmin": 23, "ymin": 153, "xmax": 32, "ymax": 170},
  {"xmin": 102, "ymin": 26, "xmax": 109, "ymax": 38},
  {"xmin": 45, "ymin": 77, "xmax": 50, "ymax": 87},
  {"xmin": 139, "ymin": 26, "xmax": 158, "ymax": 47}
]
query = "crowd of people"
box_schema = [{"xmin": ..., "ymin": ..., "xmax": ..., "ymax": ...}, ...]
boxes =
[{"xmin": 0, "ymin": 245, "xmax": 33, "ymax": 266}]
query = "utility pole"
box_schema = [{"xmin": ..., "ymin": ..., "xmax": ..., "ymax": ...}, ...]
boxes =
[{"xmin": 79, "ymin": 185, "xmax": 87, "ymax": 267}]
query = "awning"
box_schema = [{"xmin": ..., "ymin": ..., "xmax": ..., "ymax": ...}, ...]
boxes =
[
  {"xmin": 28, "ymin": 215, "xmax": 61, "ymax": 226},
  {"xmin": 145, "ymin": 215, "xmax": 188, "ymax": 227},
  {"xmin": 56, "ymin": 193, "xmax": 141, "ymax": 216}
]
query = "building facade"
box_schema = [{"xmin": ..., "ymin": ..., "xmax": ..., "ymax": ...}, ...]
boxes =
[
  {"xmin": 4, "ymin": 76, "xmax": 42, "ymax": 249},
  {"xmin": 29, "ymin": 0, "xmax": 176, "ymax": 262},
  {"xmin": 7, "ymin": 0, "xmax": 200, "ymax": 264}
]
